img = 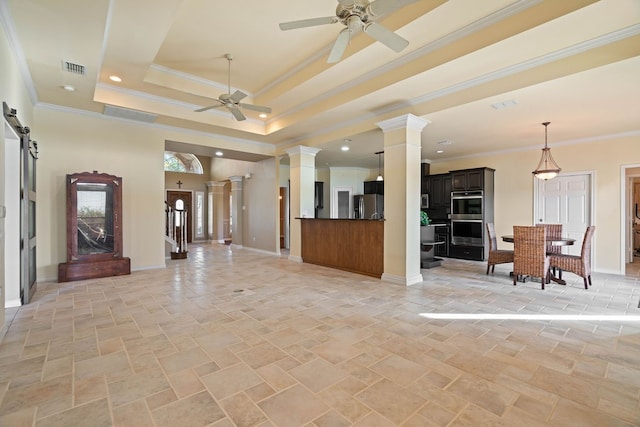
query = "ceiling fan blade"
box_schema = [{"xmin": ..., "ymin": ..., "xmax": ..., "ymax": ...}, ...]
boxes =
[
  {"xmin": 194, "ymin": 101, "xmax": 224, "ymax": 112},
  {"xmin": 363, "ymin": 22, "xmax": 409, "ymax": 52},
  {"xmin": 239, "ymin": 103, "xmax": 272, "ymax": 114},
  {"xmin": 368, "ymin": 0, "xmax": 403, "ymax": 17},
  {"xmin": 229, "ymin": 106, "xmax": 246, "ymax": 121},
  {"xmin": 229, "ymin": 90, "xmax": 247, "ymax": 103},
  {"xmin": 279, "ymin": 16, "xmax": 338, "ymax": 31},
  {"xmin": 327, "ymin": 29, "xmax": 351, "ymax": 63}
]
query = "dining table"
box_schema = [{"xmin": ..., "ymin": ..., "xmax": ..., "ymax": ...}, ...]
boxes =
[{"xmin": 501, "ymin": 234, "xmax": 576, "ymax": 285}]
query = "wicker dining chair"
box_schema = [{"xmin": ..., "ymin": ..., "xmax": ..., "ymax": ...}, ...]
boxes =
[
  {"xmin": 536, "ymin": 223, "xmax": 562, "ymax": 255},
  {"xmin": 537, "ymin": 223, "xmax": 562, "ymax": 276},
  {"xmin": 548, "ymin": 225, "xmax": 596, "ymax": 289},
  {"xmin": 486, "ymin": 222, "xmax": 514, "ymax": 274},
  {"xmin": 513, "ymin": 226, "xmax": 550, "ymax": 289}
]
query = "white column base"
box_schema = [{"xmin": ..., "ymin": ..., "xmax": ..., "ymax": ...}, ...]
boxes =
[{"xmin": 381, "ymin": 272, "xmax": 424, "ymax": 286}]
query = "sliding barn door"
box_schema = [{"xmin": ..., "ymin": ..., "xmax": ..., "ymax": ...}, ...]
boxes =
[{"xmin": 3, "ymin": 102, "xmax": 37, "ymax": 304}]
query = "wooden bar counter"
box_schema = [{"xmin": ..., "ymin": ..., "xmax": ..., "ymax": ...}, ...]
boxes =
[{"xmin": 299, "ymin": 218, "xmax": 383, "ymax": 278}]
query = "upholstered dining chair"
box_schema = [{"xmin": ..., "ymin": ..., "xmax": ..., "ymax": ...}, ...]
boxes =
[
  {"xmin": 486, "ymin": 222, "xmax": 514, "ymax": 274},
  {"xmin": 513, "ymin": 226, "xmax": 550, "ymax": 289},
  {"xmin": 548, "ymin": 225, "xmax": 596, "ymax": 289}
]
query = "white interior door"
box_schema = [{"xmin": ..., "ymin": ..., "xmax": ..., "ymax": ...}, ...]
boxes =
[
  {"xmin": 332, "ymin": 187, "xmax": 352, "ymax": 219},
  {"xmin": 535, "ymin": 173, "xmax": 592, "ymax": 256}
]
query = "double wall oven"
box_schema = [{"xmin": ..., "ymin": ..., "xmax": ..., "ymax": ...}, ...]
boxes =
[{"xmin": 450, "ymin": 191, "xmax": 484, "ymax": 246}]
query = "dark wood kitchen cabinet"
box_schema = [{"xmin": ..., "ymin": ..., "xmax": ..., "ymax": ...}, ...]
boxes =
[
  {"xmin": 427, "ymin": 173, "xmax": 452, "ymax": 208},
  {"xmin": 451, "ymin": 167, "xmax": 494, "ymax": 191},
  {"xmin": 364, "ymin": 180, "xmax": 384, "ymax": 195}
]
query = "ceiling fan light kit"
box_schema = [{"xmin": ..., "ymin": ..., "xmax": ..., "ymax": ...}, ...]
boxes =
[
  {"xmin": 194, "ymin": 53, "xmax": 272, "ymax": 121},
  {"xmin": 279, "ymin": 0, "xmax": 412, "ymax": 63}
]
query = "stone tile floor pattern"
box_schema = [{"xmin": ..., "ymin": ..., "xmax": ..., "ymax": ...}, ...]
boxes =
[{"xmin": 1, "ymin": 243, "xmax": 639, "ymax": 426}]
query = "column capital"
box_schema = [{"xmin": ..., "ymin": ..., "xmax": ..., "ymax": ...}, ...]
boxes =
[
  {"xmin": 206, "ymin": 181, "xmax": 226, "ymax": 188},
  {"xmin": 376, "ymin": 114, "xmax": 431, "ymax": 133},
  {"xmin": 229, "ymin": 176, "xmax": 244, "ymax": 183},
  {"xmin": 285, "ymin": 146, "xmax": 322, "ymax": 157}
]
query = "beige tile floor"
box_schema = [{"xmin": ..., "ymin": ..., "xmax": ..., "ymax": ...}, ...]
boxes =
[{"xmin": 1, "ymin": 243, "xmax": 639, "ymax": 426}]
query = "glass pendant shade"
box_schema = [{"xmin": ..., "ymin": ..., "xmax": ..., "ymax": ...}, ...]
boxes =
[
  {"xmin": 532, "ymin": 122, "xmax": 561, "ymax": 180},
  {"xmin": 375, "ymin": 151, "xmax": 384, "ymax": 181}
]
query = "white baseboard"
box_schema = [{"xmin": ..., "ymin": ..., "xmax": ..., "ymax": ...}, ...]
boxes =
[
  {"xmin": 288, "ymin": 255, "xmax": 303, "ymax": 263},
  {"xmin": 5, "ymin": 298, "xmax": 21, "ymax": 308},
  {"xmin": 241, "ymin": 246, "xmax": 279, "ymax": 256},
  {"xmin": 381, "ymin": 272, "xmax": 424, "ymax": 286}
]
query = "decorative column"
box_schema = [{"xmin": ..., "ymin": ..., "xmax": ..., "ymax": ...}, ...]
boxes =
[
  {"xmin": 285, "ymin": 146, "xmax": 321, "ymax": 262},
  {"xmin": 229, "ymin": 176, "xmax": 244, "ymax": 248},
  {"xmin": 206, "ymin": 181, "xmax": 226, "ymax": 243},
  {"xmin": 376, "ymin": 114, "xmax": 430, "ymax": 286}
]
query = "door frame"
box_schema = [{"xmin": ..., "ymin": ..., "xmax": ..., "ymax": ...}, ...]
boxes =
[
  {"xmin": 3, "ymin": 102, "xmax": 37, "ymax": 305},
  {"xmin": 533, "ymin": 170, "xmax": 594, "ymax": 256},
  {"xmin": 332, "ymin": 186, "xmax": 353, "ymax": 219},
  {"xmin": 166, "ymin": 190, "xmax": 194, "ymax": 243},
  {"xmin": 621, "ymin": 164, "xmax": 640, "ymax": 272}
]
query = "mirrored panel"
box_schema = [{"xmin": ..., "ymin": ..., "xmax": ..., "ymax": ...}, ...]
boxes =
[{"xmin": 76, "ymin": 183, "xmax": 114, "ymax": 254}]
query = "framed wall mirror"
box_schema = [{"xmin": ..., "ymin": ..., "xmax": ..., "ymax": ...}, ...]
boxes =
[{"xmin": 58, "ymin": 171, "xmax": 130, "ymax": 282}]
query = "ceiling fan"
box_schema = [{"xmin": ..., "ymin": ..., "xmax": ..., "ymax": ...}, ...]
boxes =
[
  {"xmin": 194, "ymin": 54, "xmax": 271, "ymax": 121},
  {"xmin": 279, "ymin": 0, "xmax": 413, "ymax": 63}
]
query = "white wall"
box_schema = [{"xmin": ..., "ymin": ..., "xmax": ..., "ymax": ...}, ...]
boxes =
[
  {"xmin": 329, "ymin": 167, "xmax": 370, "ymax": 196},
  {"xmin": 0, "ymin": 15, "xmax": 36, "ymax": 330},
  {"xmin": 209, "ymin": 156, "xmax": 279, "ymax": 253},
  {"xmin": 243, "ymin": 158, "xmax": 279, "ymax": 253},
  {"xmin": 35, "ymin": 108, "xmax": 167, "ymax": 280}
]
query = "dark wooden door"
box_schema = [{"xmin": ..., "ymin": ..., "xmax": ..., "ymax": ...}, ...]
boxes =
[{"xmin": 167, "ymin": 191, "xmax": 192, "ymax": 243}]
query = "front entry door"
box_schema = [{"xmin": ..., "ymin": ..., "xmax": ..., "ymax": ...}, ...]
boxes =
[
  {"xmin": 535, "ymin": 173, "xmax": 592, "ymax": 256},
  {"xmin": 167, "ymin": 191, "xmax": 192, "ymax": 243}
]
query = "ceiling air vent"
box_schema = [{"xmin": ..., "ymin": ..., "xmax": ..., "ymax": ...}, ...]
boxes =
[
  {"xmin": 103, "ymin": 105, "xmax": 157, "ymax": 123},
  {"xmin": 62, "ymin": 60, "xmax": 86, "ymax": 75}
]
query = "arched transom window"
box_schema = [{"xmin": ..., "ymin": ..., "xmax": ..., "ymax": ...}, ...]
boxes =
[{"xmin": 164, "ymin": 151, "xmax": 203, "ymax": 174}]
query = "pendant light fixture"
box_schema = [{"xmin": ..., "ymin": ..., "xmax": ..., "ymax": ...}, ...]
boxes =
[
  {"xmin": 375, "ymin": 151, "xmax": 384, "ymax": 181},
  {"xmin": 532, "ymin": 121, "xmax": 561, "ymax": 180}
]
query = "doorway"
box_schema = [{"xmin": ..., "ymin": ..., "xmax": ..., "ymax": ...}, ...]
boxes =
[
  {"xmin": 622, "ymin": 165, "xmax": 640, "ymax": 275},
  {"xmin": 167, "ymin": 190, "xmax": 193, "ymax": 243},
  {"xmin": 279, "ymin": 187, "xmax": 288, "ymax": 249},
  {"xmin": 332, "ymin": 186, "xmax": 352, "ymax": 218},
  {"xmin": 3, "ymin": 103, "xmax": 37, "ymax": 307}
]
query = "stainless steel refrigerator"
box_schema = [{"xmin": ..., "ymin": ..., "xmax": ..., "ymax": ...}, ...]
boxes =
[{"xmin": 353, "ymin": 194, "xmax": 384, "ymax": 219}]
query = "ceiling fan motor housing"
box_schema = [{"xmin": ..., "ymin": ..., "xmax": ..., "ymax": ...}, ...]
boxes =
[{"xmin": 336, "ymin": 1, "xmax": 371, "ymax": 26}]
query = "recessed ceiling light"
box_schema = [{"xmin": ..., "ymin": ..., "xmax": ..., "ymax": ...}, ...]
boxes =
[
  {"xmin": 341, "ymin": 146, "xmax": 349, "ymax": 151},
  {"xmin": 109, "ymin": 75, "xmax": 122, "ymax": 82},
  {"xmin": 62, "ymin": 85, "xmax": 75, "ymax": 92},
  {"xmin": 436, "ymin": 150, "xmax": 444, "ymax": 154},
  {"xmin": 259, "ymin": 113, "xmax": 267, "ymax": 118},
  {"xmin": 344, "ymin": 138, "xmax": 352, "ymax": 142},
  {"xmin": 215, "ymin": 151, "xmax": 223, "ymax": 157},
  {"xmin": 437, "ymin": 140, "xmax": 452, "ymax": 146}
]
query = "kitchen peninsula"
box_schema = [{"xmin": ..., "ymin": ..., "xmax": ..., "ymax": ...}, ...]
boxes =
[{"xmin": 299, "ymin": 218, "xmax": 383, "ymax": 278}]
